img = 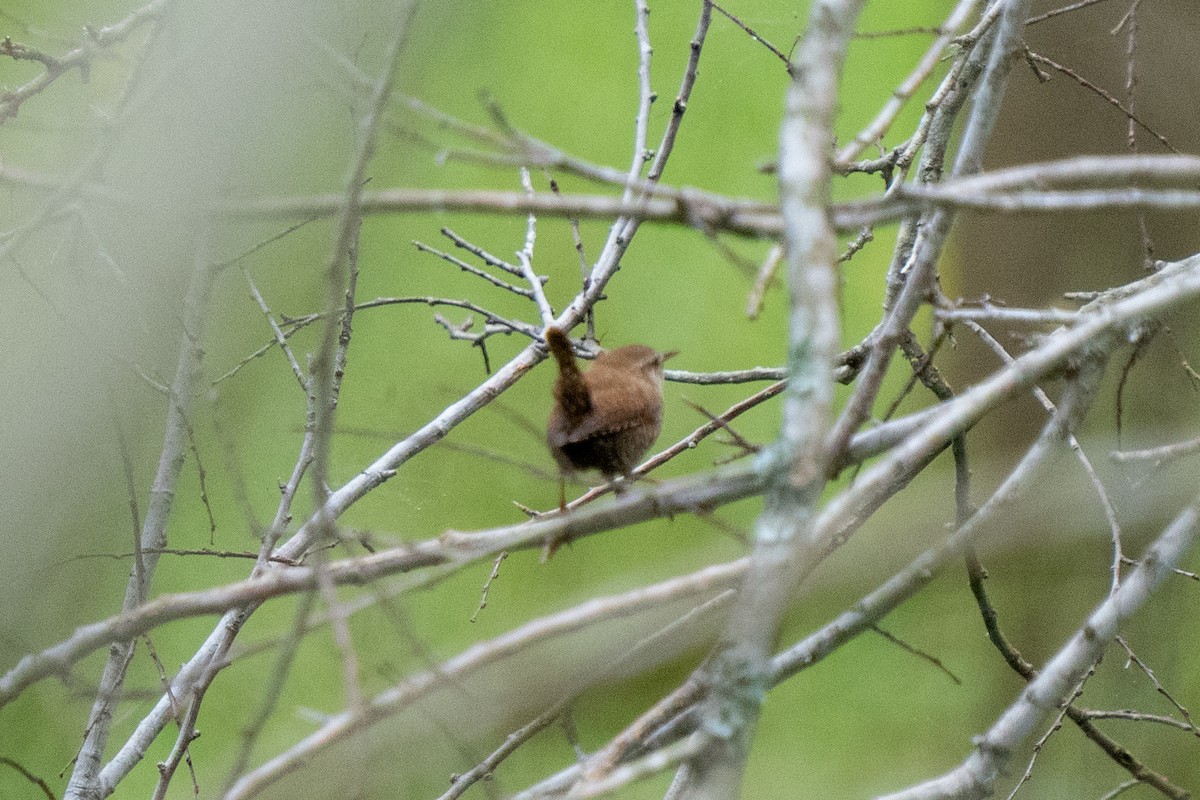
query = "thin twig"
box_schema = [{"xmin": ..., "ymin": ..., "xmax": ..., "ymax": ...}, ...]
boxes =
[
  {"xmin": 65, "ymin": 229, "xmax": 216, "ymax": 799},
  {"xmin": 0, "ymin": 757, "xmax": 56, "ymax": 800},
  {"xmin": 835, "ymin": 0, "xmax": 982, "ymax": 164},
  {"xmin": 440, "ymin": 227, "xmax": 524, "ymax": 276},
  {"xmin": 709, "ymin": 1, "xmax": 792, "ymax": 70},
  {"xmin": 1083, "ymin": 709, "xmax": 1200, "ymax": 733},
  {"xmin": 0, "ymin": 0, "xmax": 180, "ymax": 123},
  {"xmin": 885, "ymin": 495, "xmax": 1200, "ymax": 800},
  {"xmin": 746, "ymin": 243, "xmax": 783, "ymax": 319},
  {"xmin": 1116, "ymin": 638, "xmax": 1199, "ymax": 735},
  {"xmin": 470, "ymin": 552, "xmax": 508, "ymax": 623},
  {"xmin": 518, "ymin": 168, "xmax": 555, "ymax": 327},
  {"xmin": 870, "ymin": 624, "xmax": 961, "ymax": 684},
  {"xmin": 220, "ymin": 591, "xmax": 318, "ymax": 793},
  {"xmin": 240, "ymin": 265, "xmax": 308, "ymax": 390},
  {"xmin": 1025, "ymin": 49, "xmax": 1176, "ymax": 153},
  {"xmin": 1026, "ymin": 0, "xmax": 1114, "ymax": 26},
  {"xmin": 1111, "ymin": 436, "xmax": 1200, "ymax": 471},
  {"xmin": 411, "ymin": 238, "xmax": 538, "ymax": 298}
]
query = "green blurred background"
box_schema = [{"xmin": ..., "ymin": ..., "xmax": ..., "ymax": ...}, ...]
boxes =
[{"xmin": 1, "ymin": 0, "xmax": 1198, "ymax": 797}]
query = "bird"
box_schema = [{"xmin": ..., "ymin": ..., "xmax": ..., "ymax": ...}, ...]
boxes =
[{"xmin": 544, "ymin": 325, "xmax": 675, "ymax": 512}]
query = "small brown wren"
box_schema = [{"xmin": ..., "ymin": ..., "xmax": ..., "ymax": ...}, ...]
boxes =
[{"xmin": 545, "ymin": 326, "xmax": 675, "ymax": 507}]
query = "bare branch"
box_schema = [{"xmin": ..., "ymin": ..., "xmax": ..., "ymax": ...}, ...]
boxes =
[
  {"xmin": 65, "ymin": 231, "xmax": 216, "ymax": 799},
  {"xmin": 676, "ymin": 1, "xmax": 865, "ymax": 795},
  {"xmin": 835, "ymin": 0, "xmax": 983, "ymax": 164},
  {"xmin": 224, "ymin": 561, "xmax": 745, "ymax": 798},
  {"xmin": 880, "ymin": 497, "xmax": 1200, "ymax": 800},
  {"xmin": 0, "ymin": 0, "xmax": 179, "ymax": 123}
]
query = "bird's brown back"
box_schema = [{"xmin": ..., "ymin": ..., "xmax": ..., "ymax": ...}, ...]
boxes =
[{"xmin": 546, "ymin": 335, "xmax": 668, "ymax": 479}]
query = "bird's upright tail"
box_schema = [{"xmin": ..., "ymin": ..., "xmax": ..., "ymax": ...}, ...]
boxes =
[{"xmin": 545, "ymin": 326, "xmax": 591, "ymax": 422}]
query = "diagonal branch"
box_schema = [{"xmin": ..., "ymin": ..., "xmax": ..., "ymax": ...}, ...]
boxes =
[
  {"xmin": 65, "ymin": 230, "xmax": 216, "ymax": 800},
  {"xmin": 880, "ymin": 496, "xmax": 1200, "ymax": 800},
  {"xmin": 7, "ymin": 254, "xmax": 1200, "ymax": 715},
  {"xmin": 0, "ymin": 0, "xmax": 180, "ymax": 123},
  {"xmin": 673, "ymin": 1, "xmax": 865, "ymax": 797}
]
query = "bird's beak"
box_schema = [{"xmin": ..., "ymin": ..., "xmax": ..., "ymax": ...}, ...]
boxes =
[{"xmin": 661, "ymin": 350, "xmax": 679, "ymax": 363}]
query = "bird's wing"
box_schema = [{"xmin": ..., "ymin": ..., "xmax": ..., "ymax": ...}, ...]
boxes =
[
  {"xmin": 550, "ymin": 373, "xmax": 660, "ymax": 446},
  {"xmin": 549, "ymin": 406, "xmax": 647, "ymax": 447}
]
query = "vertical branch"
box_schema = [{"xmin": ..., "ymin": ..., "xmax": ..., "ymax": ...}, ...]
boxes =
[
  {"xmin": 303, "ymin": 7, "xmax": 411, "ymax": 720},
  {"xmin": 519, "ymin": 167, "xmax": 555, "ymax": 327},
  {"xmin": 562, "ymin": 0, "xmax": 713, "ymax": 330},
  {"xmin": 309, "ymin": 5, "xmax": 415, "ymax": 522},
  {"xmin": 834, "ymin": 0, "xmax": 984, "ymax": 164},
  {"xmin": 318, "ymin": 215, "xmax": 367, "ymax": 711},
  {"xmin": 1117, "ymin": 0, "xmax": 1153, "ymax": 267},
  {"xmin": 826, "ymin": 0, "xmax": 1031, "ymax": 467},
  {"xmin": 950, "ymin": 1, "xmax": 1030, "ymax": 177},
  {"xmin": 594, "ymin": 0, "xmax": 655, "ymax": 261},
  {"xmin": 65, "ymin": 229, "xmax": 216, "ymax": 800},
  {"xmin": 93, "ymin": 6, "xmax": 419, "ymax": 793},
  {"xmin": 677, "ymin": 2, "xmax": 865, "ymax": 797}
]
